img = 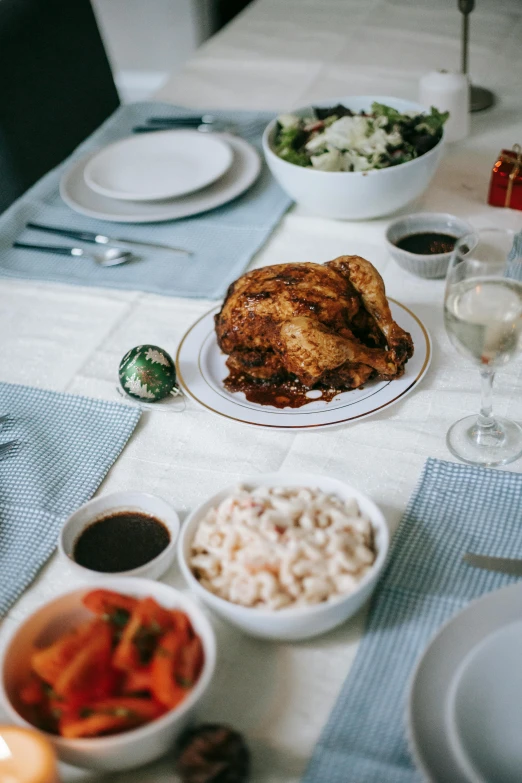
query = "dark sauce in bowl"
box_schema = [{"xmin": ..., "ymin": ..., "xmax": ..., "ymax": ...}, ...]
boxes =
[
  {"xmin": 395, "ymin": 232, "xmax": 457, "ymax": 255},
  {"xmin": 73, "ymin": 511, "xmax": 171, "ymax": 572}
]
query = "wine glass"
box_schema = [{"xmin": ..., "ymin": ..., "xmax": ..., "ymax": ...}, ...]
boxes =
[{"xmin": 444, "ymin": 228, "xmax": 522, "ymax": 466}]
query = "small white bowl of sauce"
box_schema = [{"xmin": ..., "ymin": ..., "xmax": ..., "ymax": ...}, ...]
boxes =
[
  {"xmin": 385, "ymin": 212, "xmax": 475, "ymax": 279},
  {"xmin": 58, "ymin": 491, "xmax": 180, "ymax": 581}
]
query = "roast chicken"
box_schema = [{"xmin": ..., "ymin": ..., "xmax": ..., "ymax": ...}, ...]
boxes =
[{"xmin": 215, "ymin": 256, "xmax": 414, "ymax": 392}]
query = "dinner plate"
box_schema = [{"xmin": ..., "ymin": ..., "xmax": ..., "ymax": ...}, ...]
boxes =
[
  {"xmin": 408, "ymin": 580, "xmax": 522, "ymax": 783},
  {"xmin": 449, "ymin": 621, "xmax": 522, "ymax": 782},
  {"xmin": 60, "ymin": 134, "xmax": 261, "ymax": 223},
  {"xmin": 176, "ymin": 300, "xmax": 431, "ymax": 429},
  {"xmin": 84, "ymin": 130, "xmax": 233, "ymax": 201}
]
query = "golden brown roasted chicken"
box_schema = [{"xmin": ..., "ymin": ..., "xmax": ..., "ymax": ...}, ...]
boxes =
[{"xmin": 215, "ymin": 256, "xmax": 413, "ymax": 394}]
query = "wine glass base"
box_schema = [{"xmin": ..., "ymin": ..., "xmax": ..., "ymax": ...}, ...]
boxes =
[{"xmin": 447, "ymin": 415, "xmax": 522, "ymax": 467}]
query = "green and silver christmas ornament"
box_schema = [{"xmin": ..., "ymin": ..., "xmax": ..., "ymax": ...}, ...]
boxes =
[{"xmin": 119, "ymin": 345, "xmax": 177, "ymax": 402}]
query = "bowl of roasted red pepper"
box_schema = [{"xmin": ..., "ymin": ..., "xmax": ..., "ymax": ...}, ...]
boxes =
[{"xmin": 0, "ymin": 579, "xmax": 216, "ymax": 770}]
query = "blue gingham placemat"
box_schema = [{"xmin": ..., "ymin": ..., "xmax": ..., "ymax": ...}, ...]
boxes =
[
  {"xmin": 507, "ymin": 229, "xmax": 522, "ymax": 280},
  {"xmin": 0, "ymin": 382, "xmax": 140, "ymax": 616},
  {"xmin": 0, "ymin": 102, "xmax": 291, "ymax": 299},
  {"xmin": 302, "ymin": 458, "xmax": 522, "ymax": 783}
]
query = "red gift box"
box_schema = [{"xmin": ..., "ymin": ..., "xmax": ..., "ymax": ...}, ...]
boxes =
[{"xmin": 488, "ymin": 144, "xmax": 522, "ymax": 211}]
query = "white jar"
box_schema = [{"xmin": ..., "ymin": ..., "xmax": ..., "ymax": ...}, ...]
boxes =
[{"xmin": 419, "ymin": 70, "xmax": 470, "ymax": 143}]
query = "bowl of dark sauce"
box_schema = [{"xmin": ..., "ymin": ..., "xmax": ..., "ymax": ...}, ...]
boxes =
[
  {"xmin": 385, "ymin": 213, "xmax": 475, "ymax": 279},
  {"xmin": 59, "ymin": 492, "xmax": 180, "ymax": 580}
]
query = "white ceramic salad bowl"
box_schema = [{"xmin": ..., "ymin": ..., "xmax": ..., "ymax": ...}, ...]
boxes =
[{"xmin": 262, "ymin": 95, "xmax": 445, "ymax": 220}]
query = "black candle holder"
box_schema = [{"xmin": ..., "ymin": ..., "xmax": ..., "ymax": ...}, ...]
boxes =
[{"xmin": 459, "ymin": 0, "xmax": 495, "ymax": 111}]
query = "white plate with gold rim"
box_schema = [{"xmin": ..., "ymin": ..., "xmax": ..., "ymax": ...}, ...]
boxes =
[{"xmin": 176, "ymin": 300, "xmax": 431, "ymax": 430}]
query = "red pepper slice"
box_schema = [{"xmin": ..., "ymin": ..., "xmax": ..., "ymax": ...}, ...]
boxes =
[
  {"xmin": 150, "ymin": 630, "xmax": 187, "ymax": 709},
  {"xmin": 122, "ymin": 666, "xmax": 153, "ymax": 695},
  {"xmin": 59, "ymin": 697, "xmax": 164, "ymax": 738},
  {"xmin": 176, "ymin": 636, "xmax": 204, "ymax": 688},
  {"xmin": 54, "ymin": 621, "xmax": 114, "ymax": 703},
  {"xmin": 31, "ymin": 619, "xmax": 98, "ymax": 687},
  {"xmin": 113, "ymin": 597, "xmax": 173, "ymax": 672}
]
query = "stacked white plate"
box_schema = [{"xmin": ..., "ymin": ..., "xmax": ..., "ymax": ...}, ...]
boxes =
[
  {"xmin": 60, "ymin": 130, "xmax": 261, "ymax": 222},
  {"xmin": 409, "ymin": 579, "xmax": 522, "ymax": 783}
]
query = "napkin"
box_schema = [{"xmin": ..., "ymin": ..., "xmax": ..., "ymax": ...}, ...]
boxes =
[
  {"xmin": 0, "ymin": 103, "xmax": 291, "ymax": 299},
  {"xmin": 302, "ymin": 458, "xmax": 522, "ymax": 783},
  {"xmin": 0, "ymin": 382, "xmax": 140, "ymax": 616}
]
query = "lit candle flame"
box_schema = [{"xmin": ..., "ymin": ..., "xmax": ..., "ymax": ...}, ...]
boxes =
[{"xmin": 0, "ymin": 734, "xmax": 12, "ymax": 761}]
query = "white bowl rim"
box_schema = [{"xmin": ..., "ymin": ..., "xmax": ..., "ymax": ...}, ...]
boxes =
[
  {"xmin": 0, "ymin": 577, "xmax": 216, "ymax": 748},
  {"xmin": 262, "ymin": 94, "xmax": 446, "ymax": 177},
  {"xmin": 58, "ymin": 491, "xmax": 180, "ymax": 579},
  {"xmin": 178, "ymin": 472, "xmax": 389, "ymax": 619},
  {"xmin": 384, "ymin": 213, "xmax": 476, "ymax": 260}
]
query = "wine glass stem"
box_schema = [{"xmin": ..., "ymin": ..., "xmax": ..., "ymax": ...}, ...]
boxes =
[{"xmin": 478, "ymin": 368, "xmax": 495, "ymax": 428}]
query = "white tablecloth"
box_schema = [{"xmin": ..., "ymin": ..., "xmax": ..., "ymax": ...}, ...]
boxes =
[{"xmin": 1, "ymin": 1, "xmax": 522, "ymax": 780}]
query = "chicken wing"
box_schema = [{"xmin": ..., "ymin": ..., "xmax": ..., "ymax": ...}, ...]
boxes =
[{"xmin": 326, "ymin": 255, "xmax": 414, "ymax": 364}]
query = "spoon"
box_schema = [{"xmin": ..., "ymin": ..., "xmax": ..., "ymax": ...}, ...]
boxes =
[{"xmin": 13, "ymin": 241, "xmax": 136, "ymax": 267}]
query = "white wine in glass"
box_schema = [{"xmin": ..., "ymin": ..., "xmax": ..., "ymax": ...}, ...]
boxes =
[{"xmin": 444, "ymin": 229, "xmax": 522, "ymax": 466}]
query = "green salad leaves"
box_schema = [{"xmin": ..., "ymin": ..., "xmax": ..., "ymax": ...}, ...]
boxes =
[{"xmin": 274, "ymin": 102, "xmax": 448, "ymax": 172}]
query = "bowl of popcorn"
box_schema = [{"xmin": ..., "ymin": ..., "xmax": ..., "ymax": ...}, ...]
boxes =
[{"xmin": 178, "ymin": 474, "xmax": 389, "ymax": 641}]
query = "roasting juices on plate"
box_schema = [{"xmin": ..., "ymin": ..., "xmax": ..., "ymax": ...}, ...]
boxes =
[
  {"xmin": 18, "ymin": 590, "xmax": 204, "ymax": 739},
  {"xmin": 215, "ymin": 255, "xmax": 414, "ymax": 408}
]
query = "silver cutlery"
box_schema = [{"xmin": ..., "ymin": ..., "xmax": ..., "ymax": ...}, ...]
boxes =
[
  {"xmin": 133, "ymin": 114, "xmax": 265, "ymax": 138},
  {"xmin": 133, "ymin": 121, "xmax": 236, "ymax": 135},
  {"xmin": 463, "ymin": 552, "xmax": 522, "ymax": 576},
  {"xmin": 13, "ymin": 241, "xmax": 135, "ymax": 267},
  {"xmin": 147, "ymin": 114, "xmax": 216, "ymax": 126},
  {"xmin": 0, "ymin": 440, "xmax": 19, "ymax": 458},
  {"xmin": 25, "ymin": 222, "xmax": 192, "ymax": 257}
]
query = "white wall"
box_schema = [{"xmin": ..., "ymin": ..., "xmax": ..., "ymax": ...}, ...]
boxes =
[{"xmin": 91, "ymin": 0, "xmax": 216, "ymax": 101}]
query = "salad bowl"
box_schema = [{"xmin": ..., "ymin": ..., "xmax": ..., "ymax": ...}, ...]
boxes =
[{"xmin": 262, "ymin": 95, "xmax": 445, "ymax": 220}]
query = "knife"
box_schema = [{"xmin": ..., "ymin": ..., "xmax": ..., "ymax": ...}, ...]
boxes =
[
  {"xmin": 147, "ymin": 115, "xmax": 216, "ymax": 126},
  {"xmin": 463, "ymin": 552, "xmax": 522, "ymax": 576},
  {"xmin": 26, "ymin": 222, "xmax": 192, "ymax": 256},
  {"xmin": 133, "ymin": 121, "xmax": 235, "ymax": 135},
  {"xmin": 131, "ymin": 115, "xmax": 217, "ymax": 132}
]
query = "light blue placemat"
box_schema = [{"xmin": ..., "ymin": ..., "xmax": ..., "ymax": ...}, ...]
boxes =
[
  {"xmin": 302, "ymin": 458, "xmax": 522, "ymax": 783},
  {"xmin": 0, "ymin": 382, "xmax": 140, "ymax": 616},
  {"xmin": 0, "ymin": 103, "xmax": 291, "ymax": 299}
]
